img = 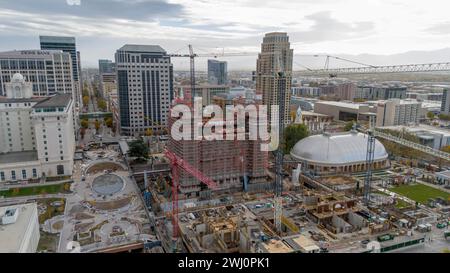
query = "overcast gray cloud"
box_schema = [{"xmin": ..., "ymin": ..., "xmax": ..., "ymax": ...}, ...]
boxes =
[
  {"xmin": 1, "ymin": 0, "xmax": 450, "ymax": 69},
  {"xmin": 425, "ymin": 22, "xmax": 450, "ymax": 35},
  {"xmin": 290, "ymin": 11, "xmax": 375, "ymax": 43},
  {"xmin": 0, "ymin": 0, "xmax": 184, "ymax": 20}
]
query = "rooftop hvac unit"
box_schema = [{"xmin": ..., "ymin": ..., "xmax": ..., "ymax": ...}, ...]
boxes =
[{"xmin": 1, "ymin": 207, "xmax": 19, "ymax": 225}]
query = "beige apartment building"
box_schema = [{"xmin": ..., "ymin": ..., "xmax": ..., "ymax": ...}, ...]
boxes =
[{"xmin": 256, "ymin": 32, "xmax": 293, "ymax": 125}]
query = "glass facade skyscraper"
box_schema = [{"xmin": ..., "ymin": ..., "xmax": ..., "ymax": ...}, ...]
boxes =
[
  {"xmin": 40, "ymin": 36, "xmax": 79, "ymax": 82},
  {"xmin": 98, "ymin": 59, "xmax": 114, "ymax": 75},
  {"xmin": 207, "ymin": 59, "xmax": 227, "ymax": 85}
]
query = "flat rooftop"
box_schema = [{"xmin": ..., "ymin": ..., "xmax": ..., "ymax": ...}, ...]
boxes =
[
  {"xmin": 381, "ymin": 124, "xmax": 450, "ymax": 137},
  {"xmin": 33, "ymin": 93, "xmax": 72, "ymax": 108},
  {"xmin": 285, "ymin": 235, "xmax": 320, "ymax": 252},
  {"xmin": 0, "ymin": 150, "xmax": 38, "ymax": 164},
  {"xmin": 368, "ymin": 99, "xmax": 421, "ymax": 105},
  {"xmin": 302, "ymin": 111, "xmax": 329, "ymax": 117},
  {"xmin": 118, "ymin": 44, "xmax": 166, "ymax": 53},
  {"xmin": 0, "ymin": 203, "xmax": 38, "ymax": 253},
  {"xmin": 260, "ymin": 239, "xmax": 293, "ymax": 253},
  {"xmin": 39, "ymin": 35, "xmax": 76, "ymax": 44},
  {"xmin": 0, "ymin": 97, "xmax": 45, "ymax": 104},
  {"xmin": 0, "ymin": 49, "xmax": 63, "ymax": 59},
  {"xmin": 315, "ymin": 100, "xmax": 365, "ymax": 110}
]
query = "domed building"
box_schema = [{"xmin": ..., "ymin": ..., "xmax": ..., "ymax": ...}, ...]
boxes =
[{"xmin": 290, "ymin": 131, "xmax": 389, "ymax": 175}]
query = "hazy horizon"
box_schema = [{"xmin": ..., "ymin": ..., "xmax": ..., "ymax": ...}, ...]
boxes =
[{"xmin": 2, "ymin": 0, "xmax": 450, "ymax": 70}]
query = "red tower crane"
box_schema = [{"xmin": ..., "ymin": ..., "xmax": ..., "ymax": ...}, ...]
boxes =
[{"xmin": 164, "ymin": 150, "xmax": 218, "ymax": 248}]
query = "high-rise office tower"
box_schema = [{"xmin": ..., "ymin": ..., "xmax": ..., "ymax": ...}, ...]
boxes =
[
  {"xmin": 256, "ymin": 32, "xmax": 293, "ymax": 125},
  {"xmin": 441, "ymin": 88, "xmax": 450, "ymax": 115},
  {"xmin": 0, "ymin": 50, "xmax": 74, "ymax": 97},
  {"xmin": 40, "ymin": 36, "xmax": 79, "ymax": 83},
  {"xmin": 207, "ymin": 59, "xmax": 227, "ymax": 85},
  {"xmin": 115, "ymin": 45, "xmax": 173, "ymax": 136},
  {"xmin": 98, "ymin": 59, "xmax": 114, "ymax": 75},
  {"xmin": 40, "ymin": 36, "xmax": 81, "ymax": 108},
  {"xmin": 77, "ymin": 51, "xmax": 82, "ymax": 100}
]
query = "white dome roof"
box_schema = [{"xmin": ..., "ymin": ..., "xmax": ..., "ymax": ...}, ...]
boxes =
[
  {"xmin": 290, "ymin": 132, "xmax": 388, "ymax": 165},
  {"xmin": 12, "ymin": 73, "xmax": 25, "ymax": 82}
]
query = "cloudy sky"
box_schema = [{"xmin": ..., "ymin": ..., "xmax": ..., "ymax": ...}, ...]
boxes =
[{"xmin": 1, "ymin": 0, "xmax": 450, "ymax": 70}]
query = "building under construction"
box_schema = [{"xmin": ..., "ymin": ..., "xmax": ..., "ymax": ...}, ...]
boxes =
[{"xmin": 167, "ymin": 97, "xmax": 270, "ymax": 198}]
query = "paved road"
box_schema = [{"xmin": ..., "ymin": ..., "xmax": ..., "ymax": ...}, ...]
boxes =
[{"xmin": 396, "ymin": 228, "xmax": 450, "ymax": 253}]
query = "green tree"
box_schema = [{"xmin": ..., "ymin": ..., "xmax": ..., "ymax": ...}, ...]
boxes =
[
  {"xmin": 97, "ymin": 99, "xmax": 107, "ymax": 111},
  {"xmin": 438, "ymin": 113, "xmax": 450, "ymax": 121},
  {"xmin": 441, "ymin": 145, "xmax": 450, "ymax": 153},
  {"xmin": 427, "ymin": 112, "xmax": 435, "ymax": 119},
  {"xmin": 82, "ymin": 88, "xmax": 89, "ymax": 97},
  {"xmin": 94, "ymin": 120, "xmax": 101, "ymax": 132},
  {"xmin": 80, "ymin": 119, "xmax": 89, "ymax": 129},
  {"xmin": 283, "ymin": 124, "xmax": 309, "ymax": 154},
  {"xmin": 82, "ymin": 96, "xmax": 89, "ymax": 107},
  {"xmin": 104, "ymin": 117, "xmax": 113, "ymax": 128},
  {"xmin": 344, "ymin": 120, "xmax": 355, "ymax": 131},
  {"xmin": 128, "ymin": 139, "xmax": 149, "ymax": 160},
  {"xmin": 80, "ymin": 128, "xmax": 86, "ymax": 139}
]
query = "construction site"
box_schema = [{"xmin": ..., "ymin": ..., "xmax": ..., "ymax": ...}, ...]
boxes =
[
  {"xmin": 130, "ymin": 89, "xmax": 449, "ymax": 254},
  {"xmin": 114, "ymin": 42, "xmax": 450, "ymax": 254}
]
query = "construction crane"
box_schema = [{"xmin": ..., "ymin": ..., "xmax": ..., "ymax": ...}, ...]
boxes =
[
  {"xmin": 169, "ymin": 45, "xmax": 197, "ymax": 105},
  {"xmin": 164, "ymin": 150, "xmax": 218, "ymax": 252},
  {"xmin": 169, "ymin": 46, "xmax": 256, "ymax": 104},
  {"xmin": 299, "ymin": 61, "xmax": 450, "ymax": 77},
  {"xmin": 363, "ymin": 116, "xmax": 376, "ymax": 205},
  {"xmin": 273, "ymin": 52, "xmax": 288, "ymax": 233}
]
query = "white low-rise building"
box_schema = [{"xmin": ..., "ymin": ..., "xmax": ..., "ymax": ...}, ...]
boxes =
[
  {"xmin": 0, "ymin": 203, "xmax": 40, "ymax": 253},
  {"xmin": 375, "ymin": 99, "xmax": 421, "ymax": 127},
  {"xmin": 0, "ymin": 73, "xmax": 75, "ymax": 183}
]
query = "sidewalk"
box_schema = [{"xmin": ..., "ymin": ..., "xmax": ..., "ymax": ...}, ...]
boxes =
[
  {"xmin": 0, "ymin": 179, "xmax": 73, "ymax": 190},
  {"xmin": 0, "ymin": 193, "xmax": 72, "ymax": 205},
  {"xmin": 415, "ymin": 179, "xmax": 450, "ymax": 194}
]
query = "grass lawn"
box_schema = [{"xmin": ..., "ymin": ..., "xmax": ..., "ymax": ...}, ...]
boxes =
[
  {"xmin": 390, "ymin": 183, "xmax": 450, "ymax": 204},
  {"xmin": 0, "ymin": 182, "xmax": 71, "ymax": 197},
  {"xmin": 37, "ymin": 232, "xmax": 60, "ymax": 253},
  {"xmin": 37, "ymin": 198, "xmax": 66, "ymax": 224},
  {"xmin": 395, "ymin": 198, "xmax": 411, "ymax": 209}
]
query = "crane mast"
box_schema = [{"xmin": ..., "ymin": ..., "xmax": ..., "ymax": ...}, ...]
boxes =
[
  {"xmin": 164, "ymin": 150, "xmax": 218, "ymax": 252},
  {"xmin": 273, "ymin": 49, "xmax": 287, "ymax": 233},
  {"xmin": 188, "ymin": 44, "xmax": 195, "ymax": 105}
]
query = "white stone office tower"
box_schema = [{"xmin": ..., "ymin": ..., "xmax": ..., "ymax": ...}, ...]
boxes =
[
  {"xmin": 0, "ymin": 74, "xmax": 75, "ymax": 182},
  {"xmin": 256, "ymin": 32, "xmax": 293, "ymax": 125},
  {"xmin": 115, "ymin": 45, "xmax": 174, "ymax": 136}
]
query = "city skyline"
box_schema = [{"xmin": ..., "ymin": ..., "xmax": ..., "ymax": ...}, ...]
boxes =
[
  {"xmin": 1, "ymin": 1, "xmax": 450, "ymax": 256},
  {"xmin": 1, "ymin": 0, "xmax": 450, "ymax": 69}
]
